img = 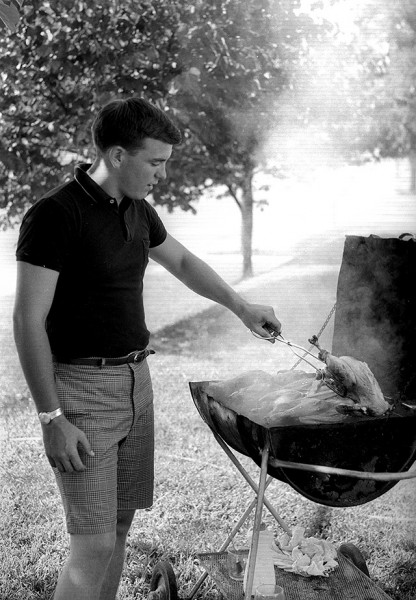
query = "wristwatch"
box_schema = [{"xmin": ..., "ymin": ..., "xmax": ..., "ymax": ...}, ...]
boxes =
[{"xmin": 38, "ymin": 407, "xmax": 63, "ymax": 424}]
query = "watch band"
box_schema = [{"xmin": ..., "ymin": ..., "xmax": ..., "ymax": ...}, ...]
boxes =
[{"xmin": 38, "ymin": 407, "xmax": 63, "ymax": 424}]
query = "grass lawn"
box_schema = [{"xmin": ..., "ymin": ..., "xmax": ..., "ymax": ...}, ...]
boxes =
[{"xmin": 1, "ymin": 264, "xmax": 416, "ymax": 600}]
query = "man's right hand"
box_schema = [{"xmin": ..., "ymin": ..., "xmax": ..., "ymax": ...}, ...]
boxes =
[{"xmin": 42, "ymin": 415, "xmax": 95, "ymax": 473}]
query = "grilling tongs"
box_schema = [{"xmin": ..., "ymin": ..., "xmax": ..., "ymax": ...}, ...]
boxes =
[
  {"xmin": 252, "ymin": 325, "xmax": 322, "ymax": 369},
  {"xmin": 252, "ymin": 325, "xmax": 348, "ymax": 398}
]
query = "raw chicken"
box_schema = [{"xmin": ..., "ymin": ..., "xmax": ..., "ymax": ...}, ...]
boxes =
[
  {"xmin": 204, "ymin": 351, "xmax": 390, "ymax": 427},
  {"xmin": 204, "ymin": 369, "xmax": 357, "ymax": 427},
  {"xmin": 318, "ymin": 350, "xmax": 390, "ymax": 416}
]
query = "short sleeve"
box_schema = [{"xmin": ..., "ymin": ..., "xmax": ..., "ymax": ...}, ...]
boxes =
[
  {"xmin": 144, "ymin": 201, "xmax": 167, "ymax": 248},
  {"xmin": 16, "ymin": 198, "xmax": 75, "ymax": 272}
]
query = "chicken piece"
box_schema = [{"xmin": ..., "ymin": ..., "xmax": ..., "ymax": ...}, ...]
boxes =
[{"xmin": 318, "ymin": 349, "xmax": 390, "ymax": 416}]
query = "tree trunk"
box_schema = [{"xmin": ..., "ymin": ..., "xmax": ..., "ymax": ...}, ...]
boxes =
[
  {"xmin": 409, "ymin": 149, "xmax": 416, "ymax": 194},
  {"xmin": 240, "ymin": 172, "xmax": 254, "ymax": 279}
]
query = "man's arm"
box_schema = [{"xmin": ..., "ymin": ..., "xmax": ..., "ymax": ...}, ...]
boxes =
[
  {"xmin": 13, "ymin": 262, "xmax": 94, "ymax": 472},
  {"xmin": 149, "ymin": 234, "xmax": 281, "ymax": 337}
]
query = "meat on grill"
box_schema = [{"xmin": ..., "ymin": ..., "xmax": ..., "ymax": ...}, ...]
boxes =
[
  {"xmin": 204, "ymin": 351, "xmax": 390, "ymax": 428},
  {"xmin": 318, "ymin": 349, "xmax": 390, "ymax": 416}
]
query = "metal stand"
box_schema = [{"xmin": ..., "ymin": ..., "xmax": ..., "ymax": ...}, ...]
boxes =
[
  {"xmin": 211, "ymin": 431, "xmax": 291, "ymax": 535},
  {"xmin": 187, "ymin": 430, "xmax": 394, "ymax": 600},
  {"xmin": 187, "ymin": 431, "xmax": 292, "ymax": 600},
  {"xmin": 244, "ymin": 437, "xmax": 270, "ymax": 599},
  {"xmin": 187, "ymin": 491, "xmax": 266, "ymax": 599}
]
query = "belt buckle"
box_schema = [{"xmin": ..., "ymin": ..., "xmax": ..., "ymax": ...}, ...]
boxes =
[{"xmin": 133, "ymin": 351, "xmax": 142, "ymax": 363}]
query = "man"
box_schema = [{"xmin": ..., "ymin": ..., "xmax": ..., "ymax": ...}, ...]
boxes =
[{"xmin": 13, "ymin": 97, "xmax": 281, "ymax": 600}]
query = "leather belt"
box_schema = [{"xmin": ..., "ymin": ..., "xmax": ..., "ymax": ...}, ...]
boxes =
[{"xmin": 54, "ymin": 349, "xmax": 155, "ymax": 367}]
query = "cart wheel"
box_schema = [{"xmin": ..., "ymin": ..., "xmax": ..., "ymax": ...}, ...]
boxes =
[
  {"xmin": 339, "ymin": 543, "xmax": 370, "ymax": 577},
  {"xmin": 149, "ymin": 560, "xmax": 178, "ymax": 600}
]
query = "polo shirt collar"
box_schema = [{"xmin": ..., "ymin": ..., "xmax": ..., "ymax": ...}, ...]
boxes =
[{"xmin": 74, "ymin": 163, "xmax": 116, "ymax": 205}]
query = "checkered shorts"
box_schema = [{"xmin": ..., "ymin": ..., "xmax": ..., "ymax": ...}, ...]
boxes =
[{"xmin": 52, "ymin": 359, "xmax": 154, "ymax": 534}]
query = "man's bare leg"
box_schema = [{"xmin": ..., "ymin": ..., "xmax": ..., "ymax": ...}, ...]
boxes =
[
  {"xmin": 53, "ymin": 531, "xmax": 116, "ymax": 600},
  {"xmin": 99, "ymin": 509, "xmax": 136, "ymax": 600}
]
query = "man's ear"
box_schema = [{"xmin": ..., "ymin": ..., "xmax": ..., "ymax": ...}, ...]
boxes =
[{"xmin": 108, "ymin": 146, "xmax": 125, "ymax": 168}]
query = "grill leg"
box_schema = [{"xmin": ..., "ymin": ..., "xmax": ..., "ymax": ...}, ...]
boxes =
[
  {"xmin": 244, "ymin": 439, "xmax": 270, "ymax": 599},
  {"xmin": 211, "ymin": 431, "xmax": 291, "ymax": 534},
  {"xmin": 187, "ymin": 495, "xmax": 264, "ymax": 600}
]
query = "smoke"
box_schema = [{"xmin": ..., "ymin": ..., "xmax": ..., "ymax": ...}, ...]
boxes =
[
  {"xmin": 253, "ymin": 0, "xmax": 392, "ymax": 178},
  {"xmin": 243, "ymin": 1, "xmax": 416, "ymax": 251},
  {"xmin": 256, "ymin": 45, "xmax": 362, "ymax": 176}
]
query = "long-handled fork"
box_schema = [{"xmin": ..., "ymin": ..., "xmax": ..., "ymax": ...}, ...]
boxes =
[
  {"xmin": 252, "ymin": 327, "xmax": 348, "ymax": 397},
  {"xmin": 252, "ymin": 327, "xmax": 324, "ymax": 371}
]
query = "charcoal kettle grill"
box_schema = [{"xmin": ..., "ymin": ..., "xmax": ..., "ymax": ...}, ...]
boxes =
[{"xmin": 149, "ymin": 235, "xmax": 416, "ymax": 600}]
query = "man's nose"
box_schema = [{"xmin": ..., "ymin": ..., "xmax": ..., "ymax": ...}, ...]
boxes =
[{"xmin": 156, "ymin": 164, "xmax": 167, "ymax": 181}]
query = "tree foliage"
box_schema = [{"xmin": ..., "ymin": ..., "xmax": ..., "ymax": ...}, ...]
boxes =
[
  {"xmin": 300, "ymin": 0, "xmax": 416, "ymax": 170},
  {"xmin": 151, "ymin": 0, "xmax": 330, "ymax": 275},
  {"xmin": 372, "ymin": 1, "xmax": 416, "ymax": 159},
  {"xmin": 2, "ymin": 2, "xmax": 415, "ymax": 230},
  {"xmin": 153, "ymin": 0, "xmax": 292, "ymax": 209},
  {"xmin": 0, "ymin": 0, "xmax": 187, "ymax": 226},
  {"xmin": 1, "ymin": 0, "xmax": 334, "ymax": 277}
]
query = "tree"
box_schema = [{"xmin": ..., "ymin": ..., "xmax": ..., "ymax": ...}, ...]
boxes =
[
  {"xmin": 1, "ymin": 0, "xmax": 330, "ymax": 278},
  {"xmin": 323, "ymin": 2, "xmax": 408, "ymax": 166},
  {"xmin": 153, "ymin": 0, "xmax": 329, "ymax": 278},
  {"xmin": 298, "ymin": 0, "xmax": 416, "ymax": 192},
  {"xmin": 373, "ymin": 1, "xmax": 416, "ymax": 192},
  {"xmin": 0, "ymin": 0, "xmax": 186, "ymax": 226}
]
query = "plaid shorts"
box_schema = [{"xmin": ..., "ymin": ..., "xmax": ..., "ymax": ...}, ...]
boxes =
[{"xmin": 52, "ymin": 359, "xmax": 154, "ymax": 534}]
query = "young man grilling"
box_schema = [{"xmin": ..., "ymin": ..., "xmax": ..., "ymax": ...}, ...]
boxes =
[{"xmin": 13, "ymin": 97, "xmax": 281, "ymax": 600}]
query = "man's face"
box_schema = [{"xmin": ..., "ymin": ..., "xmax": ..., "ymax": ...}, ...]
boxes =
[{"xmin": 118, "ymin": 137, "xmax": 173, "ymax": 200}]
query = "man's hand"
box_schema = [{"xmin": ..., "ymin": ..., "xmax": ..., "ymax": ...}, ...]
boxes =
[
  {"xmin": 42, "ymin": 415, "xmax": 95, "ymax": 473},
  {"xmin": 239, "ymin": 302, "xmax": 282, "ymax": 342}
]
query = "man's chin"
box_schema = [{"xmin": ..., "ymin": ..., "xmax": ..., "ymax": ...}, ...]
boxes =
[{"xmin": 135, "ymin": 187, "xmax": 152, "ymax": 200}]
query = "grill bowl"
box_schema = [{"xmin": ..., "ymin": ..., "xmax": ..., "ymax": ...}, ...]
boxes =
[{"xmin": 190, "ymin": 381, "xmax": 416, "ymax": 507}]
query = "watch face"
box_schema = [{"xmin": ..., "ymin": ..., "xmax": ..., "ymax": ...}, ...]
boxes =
[{"xmin": 39, "ymin": 413, "xmax": 51, "ymax": 424}]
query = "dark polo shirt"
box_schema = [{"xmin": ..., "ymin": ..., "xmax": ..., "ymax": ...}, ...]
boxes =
[{"xmin": 16, "ymin": 164, "xmax": 167, "ymax": 357}]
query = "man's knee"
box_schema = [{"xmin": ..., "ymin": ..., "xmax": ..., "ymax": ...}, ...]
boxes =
[{"xmin": 69, "ymin": 531, "xmax": 117, "ymax": 566}]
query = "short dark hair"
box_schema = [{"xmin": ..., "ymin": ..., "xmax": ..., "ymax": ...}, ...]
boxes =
[{"xmin": 91, "ymin": 97, "xmax": 182, "ymax": 153}]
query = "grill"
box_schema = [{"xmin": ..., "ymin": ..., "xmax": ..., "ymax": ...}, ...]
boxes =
[{"xmin": 149, "ymin": 235, "xmax": 416, "ymax": 600}]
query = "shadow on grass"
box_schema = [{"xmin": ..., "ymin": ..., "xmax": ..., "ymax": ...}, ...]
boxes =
[
  {"xmin": 150, "ymin": 302, "xmax": 247, "ymax": 358},
  {"xmin": 305, "ymin": 505, "xmax": 333, "ymax": 538}
]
